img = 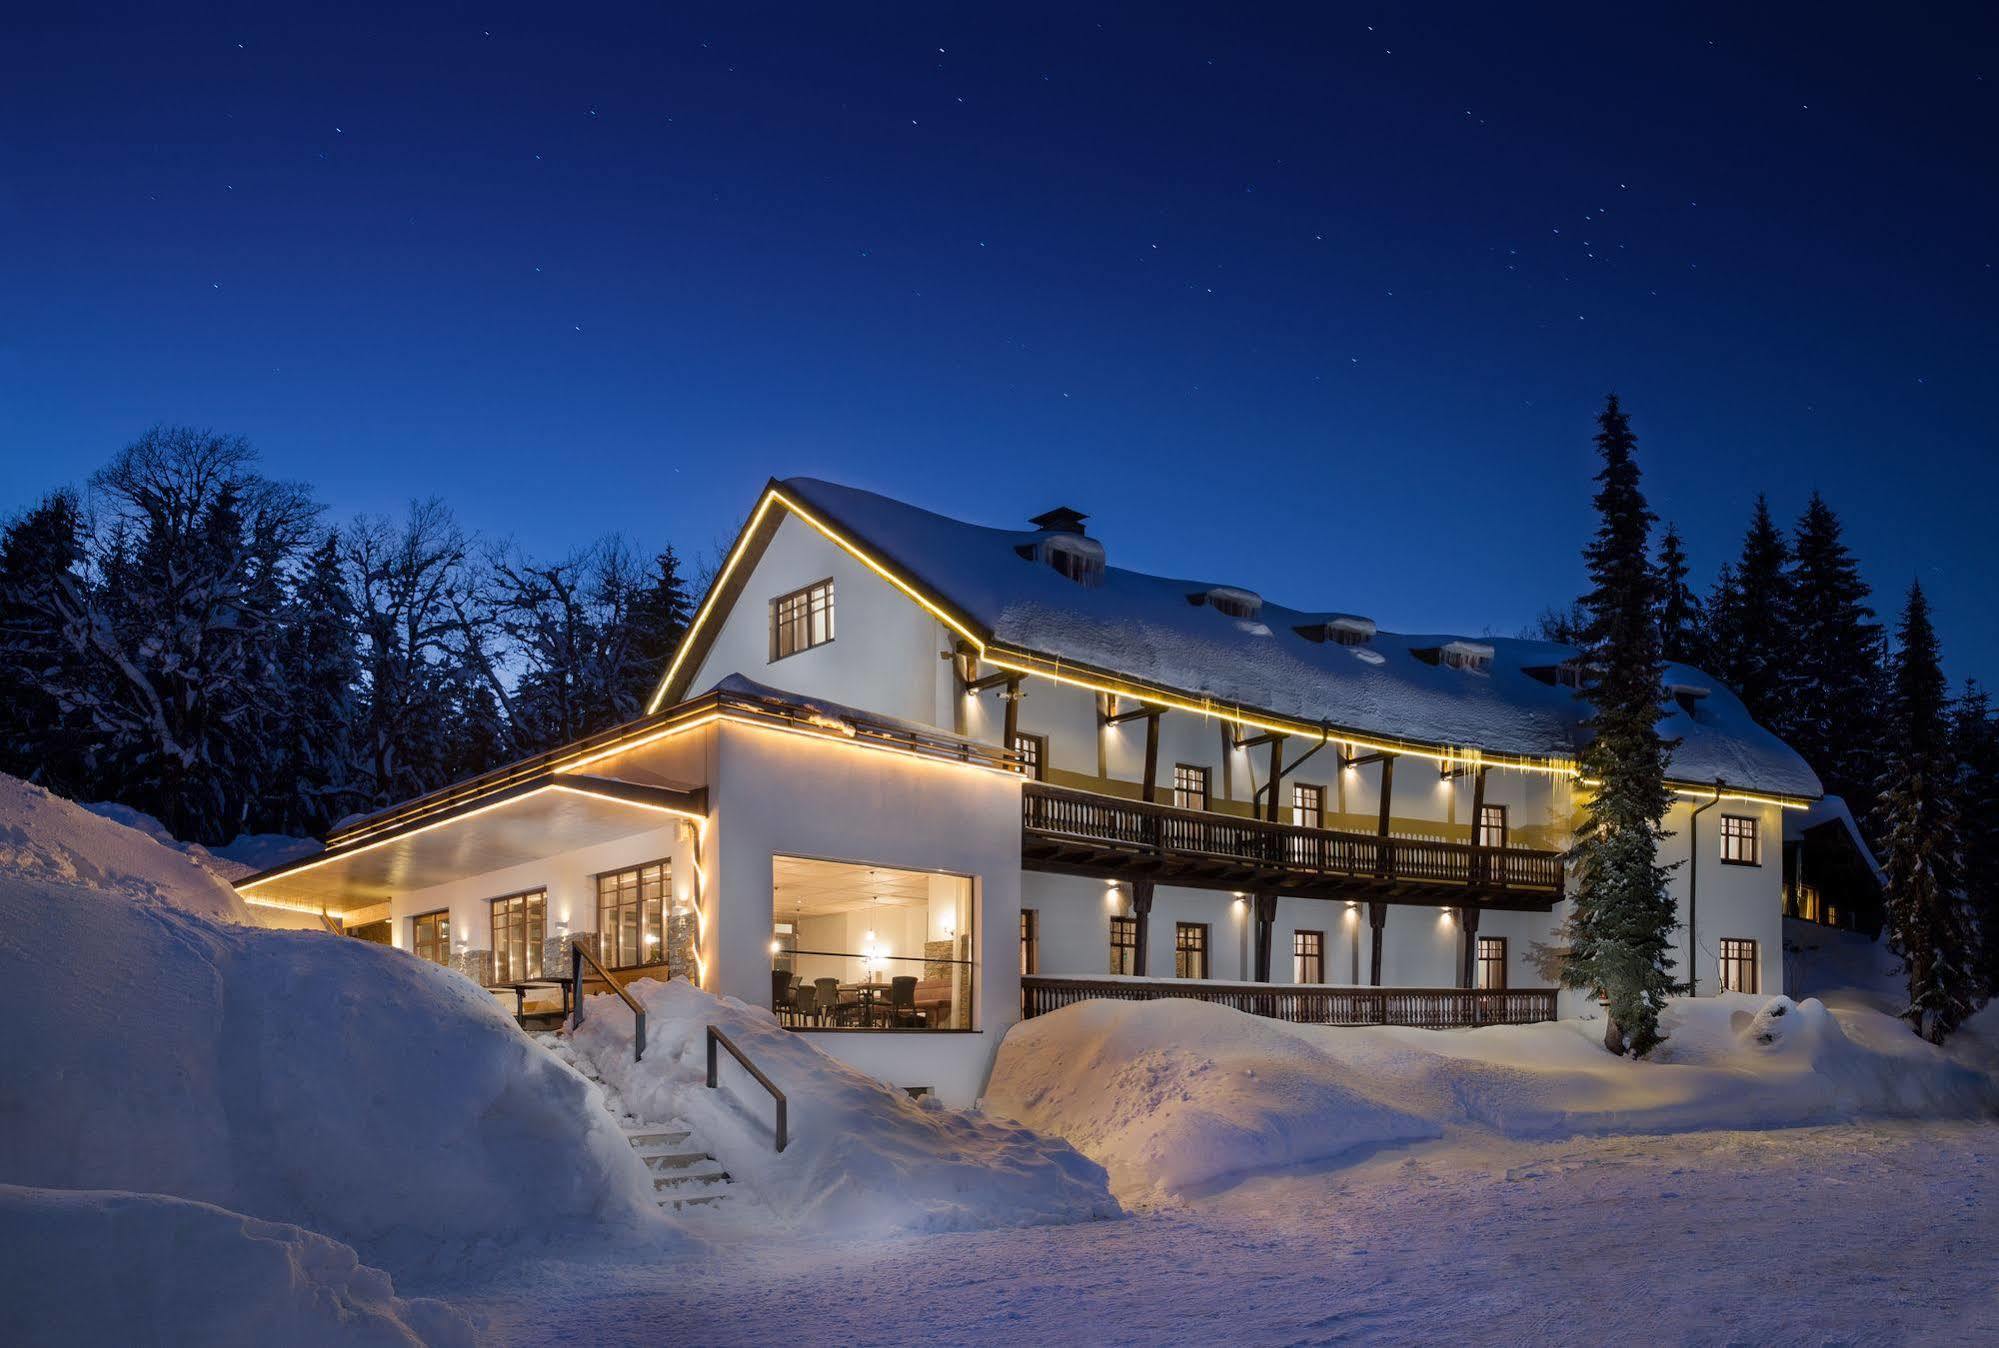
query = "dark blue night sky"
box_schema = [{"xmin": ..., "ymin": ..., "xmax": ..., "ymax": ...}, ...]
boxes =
[{"xmin": 4, "ymin": 4, "xmax": 1994, "ymax": 678}]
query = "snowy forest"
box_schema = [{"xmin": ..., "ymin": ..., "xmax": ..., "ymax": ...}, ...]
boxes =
[{"xmin": 0, "ymin": 426, "xmax": 697, "ymax": 846}]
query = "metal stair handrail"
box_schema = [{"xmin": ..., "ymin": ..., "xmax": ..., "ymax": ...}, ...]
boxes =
[
  {"xmin": 571, "ymin": 941, "xmax": 648, "ymax": 1062},
  {"xmin": 706, "ymin": 1025, "xmax": 788, "ymax": 1152}
]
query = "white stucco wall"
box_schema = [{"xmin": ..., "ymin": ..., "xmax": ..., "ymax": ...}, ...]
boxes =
[
  {"xmin": 681, "ymin": 510, "xmax": 952, "ymax": 727},
  {"xmin": 706, "ymin": 717, "xmax": 1023, "ymax": 1106}
]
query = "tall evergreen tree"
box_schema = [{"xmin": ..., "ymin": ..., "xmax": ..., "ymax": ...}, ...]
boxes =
[
  {"xmin": 271, "ymin": 530, "xmax": 362, "ymax": 835},
  {"xmin": 1705, "ymin": 496, "xmax": 1791, "ymax": 726},
  {"xmin": 612, "ymin": 544, "xmax": 692, "ymax": 716},
  {"xmin": 1778, "ymin": 493, "xmax": 1885, "ymax": 821},
  {"xmin": 1655, "ymin": 522, "xmax": 1704, "ymax": 667},
  {"xmin": 1878, "ymin": 583, "xmax": 1974, "ymax": 1043},
  {"xmin": 1560, "ymin": 396, "xmax": 1681, "ymax": 1056},
  {"xmin": 1953, "ymin": 681, "xmax": 1999, "ymax": 1001}
]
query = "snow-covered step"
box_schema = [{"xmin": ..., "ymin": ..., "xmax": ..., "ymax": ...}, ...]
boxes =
[
  {"xmin": 652, "ymin": 1167, "xmax": 730, "ymax": 1191},
  {"xmin": 535, "ymin": 1033, "xmax": 737, "ymax": 1213},
  {"xmin": 620, "ymin": 1126, "xmax": 691, "ymax": 1148},
  {"xmin": 633, "ymin": 1146, "xmax": 711, "ymax": 1170}
]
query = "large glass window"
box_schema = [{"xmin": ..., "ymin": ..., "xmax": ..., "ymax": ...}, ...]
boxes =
[
  {"xmin": 598, "ymin": 860, "xmax": 669, "ymax": 968},
  {"xmin": 1293, "ymin": 930, "xmax": 1324, "ymax": 983},
  {"xmin": 1109, "ymin": 915, "xmax": 1137, "ymax": 974},
  {"xmin": 1175, "ymin": 922, "xmax": 1209, "ymax": 979},
  {"xmin": 1719, "ymin": 938, "xmax": 1759, "ymax": 994},
  {"xmin": 1720, "ymin": 815, "xmax": 1760, "ymax": 865},
  {"xmin": 490, "ymin": 890, "xmax": 546, "ymax": 982},
  {"xmin": 772, "ymin": 856, "xmax": 976, "ymax": 1031},
  {"xmin": 410, "ymin": 910, "xmax": 449, "ymax": 965},
  {"xmin": 770, "ymin": 578, "xmax": 835, "ymax": 661}
]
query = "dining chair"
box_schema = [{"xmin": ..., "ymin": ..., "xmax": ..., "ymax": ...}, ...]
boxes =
[
  {"xmin": 814, "ymin": 978, "xmax": 842, "ymax": 1027},
  {"xmin": 889, "ymin": 975, "xmax": 924, "ymax": 1028}
]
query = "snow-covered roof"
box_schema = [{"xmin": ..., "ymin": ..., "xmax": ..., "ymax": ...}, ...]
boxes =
[
  {"xmin": 1786, "ymin": 795, "xmax": 1884, "ymax": 882},
  {"xmin": 775, "ymin": 477, "xmax": 1823, "ymax": 799}
]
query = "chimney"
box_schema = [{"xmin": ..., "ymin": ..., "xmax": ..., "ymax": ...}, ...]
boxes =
[{"xmin": 1028, "ymin": 506, "xmax": 1088, "ymax": 536}]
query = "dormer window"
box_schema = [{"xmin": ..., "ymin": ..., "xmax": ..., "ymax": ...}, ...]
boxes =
[
  {"xmin": 1526, "ymin": 658, "xmax": 1590, "ymax": 689},
  {"xmin": 1016, "ymin": 532, "xmax": 1105, "ymax": 586},
  {"xmin": 1669, "ymin": 682, "xmax": 1711, "ymax": 717},
  {"xmin": 1294, "ymin": 615, "xmax": 1376, "ymax": 646},
  {"xmin": 1188, "ymin": 586, "xmax": 1263, "ymax": 620},
  {"xmin": 1422, "ymin": 640, "xmax": 1494, "ymax": 673}
]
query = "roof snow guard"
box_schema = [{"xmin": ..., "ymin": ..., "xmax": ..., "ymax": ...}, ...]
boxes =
[{"xmin": 650, "ymin": 478, "xmax": 1822, "ymax": 803}]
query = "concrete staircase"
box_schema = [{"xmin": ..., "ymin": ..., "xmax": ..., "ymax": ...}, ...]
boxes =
[{"xmin": 536, "ymin": 1035, "xmax": 735, "ymax": 1212}]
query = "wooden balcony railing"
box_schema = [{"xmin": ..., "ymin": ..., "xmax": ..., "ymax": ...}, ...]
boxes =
[
  {"xmin": 1021, "ymin": 782, "xmax": 1565, "ymax": 903},
  {"xmin": 1021, "ymin": 975, "xmax": 1558, "ymax": 1028}
]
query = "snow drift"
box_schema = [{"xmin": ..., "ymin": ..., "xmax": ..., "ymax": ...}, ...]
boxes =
[
  {"xmin": 0, "ymin": 773, "xmax": 661, "ymax": 1271},
  {"xmin": 4, "ymin": 778, "xmax": 249, "ymax": 923},
  {"xmin": 988, "ymin": 994, "xmax": 1999, "ymax": 1203},
  {"xmin": 569, "ymin": 978, "xmax": 1119, "ymax": 1233},
  {"xmin": 0, "ymin": 1185, "xmax": 474, "ymax": 1347}
]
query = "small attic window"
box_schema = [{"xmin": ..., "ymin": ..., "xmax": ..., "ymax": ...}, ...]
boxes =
[
  {"xmin": 1016, "ymin": 532, "xmax": 1104, "ymax": 586},
  {"xmin": 1669, "ymin": 682, "xmax": 1711, "ymax": 717},
  {"xmin": 1293, "ymin": 615, "xmax": 1376, "ymax": 646},
  {"xmin": 1527, "ymin": 659, "xmax": 1589, "ymax": 689},
  {"xmin": 1433, "ymin": 640, "xmax": 1494, "ymax": 674},
  {"xmin": 1187, "ymin": 586, "xmax": 1263, "ymax": 620}
]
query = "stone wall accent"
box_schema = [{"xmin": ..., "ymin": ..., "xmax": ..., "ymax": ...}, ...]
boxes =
[
  {"xmin": 451, "ymin": 947, "xmax": 493, "ymax": 987},
  {"xmin": 667, "ymin": 910, "xmax": 698, "ymax": 982}
]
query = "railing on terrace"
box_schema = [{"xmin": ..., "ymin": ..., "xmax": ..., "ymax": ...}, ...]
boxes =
[
  {"xmin": 1021, "ymin": 975, "xmax": 1558, "ymax": 1028},
  {"xmin": 1021, "ymin": 782, "xmax": 1565, "ymax": 895}
]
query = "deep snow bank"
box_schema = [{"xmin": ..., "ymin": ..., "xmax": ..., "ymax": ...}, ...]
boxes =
[
  {"xmin": 570, "ymin": 979, "xmax": 1118, "ymax": 1233},
  {"xmin": 0, "ymin": 1185, "xmax": 474, "ymax": 1346},
  {"xmin": 0, "ymin": 787, "xmax": 662, "ymax": 1269},
  {"xmin": 3, "ymin": 777, "xmax": 249, "ymax": 923},
  {"xmin": 988, "ymin": 994, "xmax": 1999, "ymax": 1202}
]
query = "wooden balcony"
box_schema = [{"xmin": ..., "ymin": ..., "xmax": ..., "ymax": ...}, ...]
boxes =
[
  {"xmin": 1021, "ymin": 975, "xmax": 1558, "ymax": 1027},
  {"xmin": 1021, "ymin": 782, "xmax": 1565, "ymax": 910}
]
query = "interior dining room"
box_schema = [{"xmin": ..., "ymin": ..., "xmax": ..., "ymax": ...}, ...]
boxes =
[{"xmin": 770, "ymin": 855, "xmax": 976, "ymax": 1031}]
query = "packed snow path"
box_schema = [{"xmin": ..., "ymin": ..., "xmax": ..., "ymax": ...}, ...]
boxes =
[{"xmin": 441, "ymin": 1121, "xmax": 1998, "ymax": 1345}]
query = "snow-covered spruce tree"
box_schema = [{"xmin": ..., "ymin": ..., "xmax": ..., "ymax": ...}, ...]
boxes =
[
  {"xmin": 1950, "ymin": 680, "xmax": 1999, "ymax": 1002},
  {"xmin": 613, "ymin": 544, "xmax": 693, "ymax": 716},
  {"xmin": 1704, "ymin": 496, "xmax": 1791, "ymax": 728},
  {"xmin": 1779, "ymin": 493, "xmax": 1886, "ymax": 825},
  {"xmin": 1560, "ymin": 396, "xmax": 1681, "ymax": 1057},
  {"xmin": 270, "ymin": 529, "xmax": 362, "ymax": 836},
  {"xmin": 1878, "ymin": 583, "xmax": 1974, "ymax": 1043},
  {"xmin": 1655, "ymin": 522, "xmax": 1704, "ymax": 667}
]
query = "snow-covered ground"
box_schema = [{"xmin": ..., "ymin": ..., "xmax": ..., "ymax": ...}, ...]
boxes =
[{"xmin": 440, "ymin": 1120, "xmax": 1999, "ymax": 1345}]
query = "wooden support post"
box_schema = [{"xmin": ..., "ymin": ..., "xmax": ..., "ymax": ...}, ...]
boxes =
[
  {"xmin": 1460, "ymin": 903, "xmax": 1482, "ymax": 990},
  {"xmin": 1131, "ymin": 880, "xmax": 1155, "ymax": 977},
  {"xmin": 1142, "ymin": 710, "xmax": 1161, "ymax": 806},
  {"xmin": 1253, "ymin": 893, "xmax": 1280, "ymax": 981},
  {"xmin": 1001, "ymin": 675, "xmax": 1021, "ymax": 750},
  {"xmin": 1467, "ymin": 765, "xmax": 1488, "ymax": 885},
  {"xmin": 1265, "ymin": 736, "xmax": 1286, "ymax": 823},
  {"xmin": 1368, "ymin": 901, "xmax": 1388, "ymax": 987},
  {"xmin": 1374, "ymin": 754, "xmax": 1397, "ymax": 878}
]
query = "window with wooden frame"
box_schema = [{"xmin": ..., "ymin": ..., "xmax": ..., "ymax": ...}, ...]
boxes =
[
  {"xmin": 1478, "ymin": 804, "xmax": 1508, "ymax": 850},
  {"xmin": 1720, "ymin": 815, "xmax": 1760, "ymax": 865},
  {"xmin": 1010, "ymin": 732, "xmax": 1047, "ymax": 781},
  {"xmin": 1476, "ymin": 936, "xmax": 1508, "ymax": 990},
  {"xmin": 1718, "ymin": 938, "xmax": 1759, "ymax": 994},
  {"xmin": 1175, "ymin": 922, "xmax": 1209, "ymax": 979},
  {"xmin": 1173, "ymin": 764, "xmax": 1210, "ymax": 812},
  {"xmin": 1292, "ymin": 783, "xmax": 1324, "ymax": 830},
  {"xmin": 410, "ymin": 910, "xmax": 450, "ymax": 966},
  {"xmin": 769, "ymin": 578, "xmax": 835, "ymax": 661},
  {"xmin": 1020, "ymin": 908, "xmax": 1039, "ymax": 976},
  {"xmin": 489, "ymin": 890, "xmax": 546, "ymax": 983},
  {"xmin": 1109, "ymin": 915, "xmax": 1137, "ymax": 975},
  {"xmin": 597, "ymin": 860, "xmax": 669, "ymax": 968},
  {"xmin": 1293, "ymin": 929, "xmax": 1324, "ymax": 983}
]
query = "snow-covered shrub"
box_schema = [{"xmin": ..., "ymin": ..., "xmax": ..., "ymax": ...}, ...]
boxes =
[
  {"xmin": 0, "ymin": 1185, "xmax": 474, "ymax": 1347},
  {"xmin": 568, "ymin": 978, "xmax": 1119, "ymax": 1233}
]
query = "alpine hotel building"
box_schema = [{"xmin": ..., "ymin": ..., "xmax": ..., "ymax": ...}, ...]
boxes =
[{"xmin": 238, "ymin": 478, "xmax": 1823, "ymax": 1104}]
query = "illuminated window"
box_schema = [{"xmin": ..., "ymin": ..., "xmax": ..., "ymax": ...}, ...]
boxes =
[
  {"xmin": 1173, "ymin": 764, "xmax": 1210, "ymax": 812},
  {"xmin": 1478, "ymin": 804, "xmax": 1508, "ymax": 849},
  {"xmin": 773, "ymin": 855, "xmax": 976, "ymax": 1031},
  {"xmin": 1109, "ymin": 916, "xmax": 1137, "ymax": 975},
  {"xmin": 489, "ymin": 890, "xmax": 546, "ymax": 982},
  {"xmin": 1175, "ymin": 922, "xmax": 1209, "ymax": 979},
  {"xmin": 1720, "ymin": 815, "xmax": 1760, "ymax": 865},
  {"xmin": 1020, "ymin": 909, "xmax": 1039, "ymax": 976},
  {"xmin": 1011, "ymin": 732, "xmax": 1047, "ymax": 781},
  {"xmin": 1293, "ymin": 783, "xmax": 1324, "ymax": 830},
  {"xmin": 598, "ymin": 860, "xmax": 669, "ymax": 968},
  {"xmin": 410, "ymin": 910, "xmax": 449, "ymax": 966},
  {"xmin": 1476, "ymin": 936, "xmax": 1508, "ymax": 990},
  {"xmin": 1719, "ymin": 938, "xmax": 1759, "ymax": 994},
  {"xmin": 1293, "ymin": 929, "xmax": 1324, "ymax": 983},
  {"xmin": 770, "ymin": 578, "xmax": 835, "ymax": 661}
]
